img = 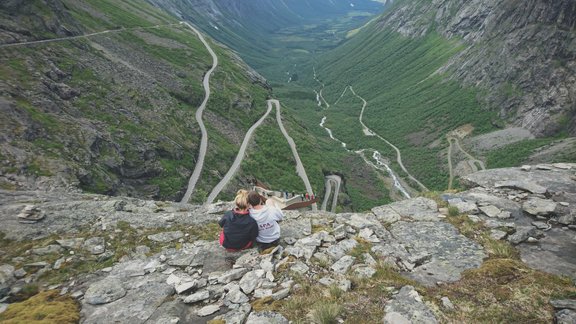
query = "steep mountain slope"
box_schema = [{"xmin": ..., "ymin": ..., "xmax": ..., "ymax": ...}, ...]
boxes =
[
  {"xmin": 0, "ymin": 0, "xmax": 270, "ymax": 201},
  {"xmin": 380, "ymin": 0, "xmax": 576, "ymax": 137},
  {"xmin": 146, "ymin": 0, "xmax": 386, "ymax": 79},
  {"xmin": 291, "ymin": 0, "xmax": 575, "ymax": 190}
]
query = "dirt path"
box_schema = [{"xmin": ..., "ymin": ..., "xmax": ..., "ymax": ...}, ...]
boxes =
[
  {"xmin": 180, "ymin": 22, "xmax": 218, "ymax": 203},
  {"xmin": 205, "ymin": 101, "xmax": 274, "ymax": 204},
  {"xmin": 350, "ymin": 87, "xmax": 429, "ymax": 192},
  {"xmin": 273, "ymin": 100, "xmax": 318, "ymax": 211},
  {"xmin": 0, "ymin": 24, "xmax": 179, "ymax": 49}
]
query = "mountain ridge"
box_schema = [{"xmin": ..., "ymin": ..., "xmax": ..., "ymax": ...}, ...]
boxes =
[{"xmin": 376, "ymin": 0, "xmax": 576, "ymax": 136}]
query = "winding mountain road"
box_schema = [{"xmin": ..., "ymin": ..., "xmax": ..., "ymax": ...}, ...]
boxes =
[
  {"xmin": 205, "ymin": 101, "xmax": 274, "ymax": 204},
  {"xmin": 273, "ymin": 99, "xmax": 318, "ymax": 211},
  {"xmin": 321, "ymin": 175, "xmax": 341, "ymax": 212},
  {"xmin": 447, "ymin": 136, "xmax": 485, "ymax": 190},
  {"xmin": 0, "ymin": 24, "xmax": 179, "ymax": 49},
  {"xmin": 350, "ymin": 87, "xmax": 429, "ymax": 191},
  {"xmin": 180, "ymin": 21, "xmax": 218, "ymax": 204},
  {"xmin": 204, "ymin": 99, "xmax": 316, "ymax": 211}
]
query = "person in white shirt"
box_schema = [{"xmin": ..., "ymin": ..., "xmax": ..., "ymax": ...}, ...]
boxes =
[{"xmin": 248, "ymin": 191, "xmax": 283, "ymax": 251}]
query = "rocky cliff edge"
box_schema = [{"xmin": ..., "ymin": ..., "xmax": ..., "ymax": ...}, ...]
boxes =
[{"xmin": 0, "ymin": 164, "xmax": 575, "ymax": 322}]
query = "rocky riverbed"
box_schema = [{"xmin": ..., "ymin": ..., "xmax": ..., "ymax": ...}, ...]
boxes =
[{"xmin": 0, "ymin": 164, "xmax": 575, "ymax": 323}]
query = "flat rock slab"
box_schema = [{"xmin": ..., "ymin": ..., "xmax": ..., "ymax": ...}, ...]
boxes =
[
  {"xmin": 391, "ymin": 221, "xmax": 486, "ymax": 286},
  {"xmin": 383, "ymin": 286, "xmax": 438, "ymax": 324},
  {"xmin": 82, "ymin": 273, "xmax": 174, "ymax": 323},
  {"xmin": 281, "ymin": 218, "xmax": 312, "ymax": 240},
  {"xmin": 457, "ymin": 189, "xmax": 521, "ymax": 212},
  {"xmin": 462, "ymin": 167, "xmax": 576, "ymax": 194},
  {"xmin": 523, "ymin": 198, "xmax": 557, "ymax": 216},
  {"xmin": 495, "ymin": 180, "xmax": 548, "ymax": 194},
  {"xmin": 373, "ymin": 197, "xmax": 439, "ymax": 223},
  {"xmin": 84, "ymin": 278, "xmax": 126, "ymax": 305},
  {"xmin": 518, "ymin": 227, "xmax": 576, "ymax": 279}
]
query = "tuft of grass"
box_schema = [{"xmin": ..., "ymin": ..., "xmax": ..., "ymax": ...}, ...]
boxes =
[
  {"xmin": 483, "ymin": 237, "xmax": 519, "ymax": 259},
  {"xmin": 431, "ymin": 259, "xmax": 576, "ymax": 323},
  {"xmin": 328, "ymin": 285, "xmax": 343, "ymax": 299},
  {"xmin": 349, "ymin": 237, "xmax": 372, "ymax": 259},
  {"xmin": 445, "ymin": 214, "xmax": 486, "ymax": 241},
  {"xmin": 251, "ymin": 296, "xmax": 283, "ymax": 312},
  {"xmin": 0, "ymin": 290, "xmax": 80, "ymax": 323},
  {"xmin": 311, "ymin": 302, "xmax": 342, "ymax": 324},
  {"xmin": 447, "ymin": 205, "xmax": 459, "ymax": 217},
  {"xmin": 207, "ymin": 320, "xmax": 226, "ymax": 324}
]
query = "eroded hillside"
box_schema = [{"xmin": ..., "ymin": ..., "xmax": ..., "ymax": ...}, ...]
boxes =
[{"xmin": 0, "ymin": 0, "xmax": 270, "ymax": 201}]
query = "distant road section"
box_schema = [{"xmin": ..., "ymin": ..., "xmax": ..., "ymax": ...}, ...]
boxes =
[
  {"xmin": 321, "ymin": 175, "xmax": 341, "ymax": 212},
  {"xmin": 180, "ymin": 21, "xmax": 219, "ymax": 204},
  {"xmin": 205, "ymin": 101, "xmax": 274, "ymax": 204},
  {"xmin": 273, "ymin": 100, "xmax": 318, "ymax": 211},
  {"xmin": 0, "ymin": 24, "xmax": 178, "ymax": 49},
  {"xmin": 350, "ymin": 87, "xmax": 429, "ymax": 192}
]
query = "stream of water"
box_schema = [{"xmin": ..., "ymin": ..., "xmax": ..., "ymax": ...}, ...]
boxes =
[
  {"xmin": 371, "ymin": 151, "xmax": 411, "ymax": 199},
  {"xmin": 320, "ymin": 116, "xmax": 347, "ymax": 148}
]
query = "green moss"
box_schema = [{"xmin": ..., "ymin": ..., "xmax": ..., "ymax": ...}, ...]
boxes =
[
  {"xmin": 0, "ymin": 290, "xmax": 80, "ymax": 323},
  {"xmin": 26, "ymin": 160, "xmax": 53, "ymax": 177},
  {"xmin": 16, "ymin": 99, "xmax": 58, "ymax": 131}
]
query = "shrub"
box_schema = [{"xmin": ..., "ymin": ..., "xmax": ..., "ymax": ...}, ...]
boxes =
[
  {"xmin": 311, "ymin": 302, "xmax": 342, "ymax": 324},
  {"xmin": 448, "ymin": 205, "xmax": 460, "ymax": 217}
]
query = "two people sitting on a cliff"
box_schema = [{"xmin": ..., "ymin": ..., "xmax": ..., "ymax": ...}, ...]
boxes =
[{"xmin": 218, "ymin": 189, "xmax": 283, "ymax": 252}]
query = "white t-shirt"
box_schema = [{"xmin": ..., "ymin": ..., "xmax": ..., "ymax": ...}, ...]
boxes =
[{"xmin": 249, "ymin": 206, "xmax": 283, "ymax": 243}]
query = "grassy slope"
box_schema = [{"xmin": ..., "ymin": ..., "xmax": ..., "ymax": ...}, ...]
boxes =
[
  {"xmin": 267, "ymin": 83, "xmax": 393, "ymax": 211},
  {"xmin": 1, "ymin": 0, "xmax": 269, "ymax": 200},
  {"xmin": 293, "ymin": 22, "xmax": 498, "ymax": 191},
  {"xmin": 69, "ymin": 0, "xmax": 267, "ymax": 199}
]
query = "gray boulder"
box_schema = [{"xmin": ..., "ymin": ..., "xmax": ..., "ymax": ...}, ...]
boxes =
[
  {"xmin": 551, "ymin": 300, "xmax": 576, "ymax": 311},
  {"xmin": 556, "ymin": 309, "xmax": 576, "ymax": 324},
  {"xmin": 523, "ymin": 198, "xmax": 557, "ymax": 216},
  {"xmin": 214, "ymin": 304, "xmax": 251, "ymax": 324},
  {"xmin": 82, "ymin": 274, "xmax": 174, "ymax": 324},
  {"xmin": 383, "ymin": 286, "xmax": 437, "ymax": 324},
  {"xmin": 331, "ymin": 255, "xmax": 356, "ymax": 274},
  {"xmin": 84, "ymin": 279, "xmax": 127, "ymax": 305},
  {"xmin": 376, "ymin": 197, "xmax": 440, "ymax": 222},
  {"xmin": 0, "ymin": 265, "xmax": 15, "ymax": 298},
  {"xmin": 391, "ymin": 221, "xmax": 485, "ymax": 286},
  {"xmin": 246, "ymin": 311, "xmax": 289, "ymax": 324}
]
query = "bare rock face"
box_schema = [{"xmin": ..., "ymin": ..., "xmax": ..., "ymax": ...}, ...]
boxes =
[
  {"xmin": 383, "ymin": 286, "xmax": 438, "ymax": 324},
  {"xmin": 376, "ymin": 0, "xmax": 576, "ymax": 136}
]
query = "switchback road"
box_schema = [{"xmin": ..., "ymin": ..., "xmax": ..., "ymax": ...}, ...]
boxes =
[
  {"xmin": 180, "ymin": 22, "xmax": 218, "ymax": 203},
  {"xmin": 205, "ymin": 101, "xmax": 274, "ymax": 204},
  {"xmin": 273, "ymin": 100, "xmax": 318, "ymax": 211}
]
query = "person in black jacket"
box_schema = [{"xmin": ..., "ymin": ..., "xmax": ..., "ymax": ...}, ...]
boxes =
[{"xmin": 218, "ymin": 189, "xmax": 259, "ymax": 251}]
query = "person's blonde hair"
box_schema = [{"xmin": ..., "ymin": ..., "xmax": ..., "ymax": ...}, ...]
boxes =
[{"xmin": 235, "ymin": 189, "xmax": 249, "ymax": 210}]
